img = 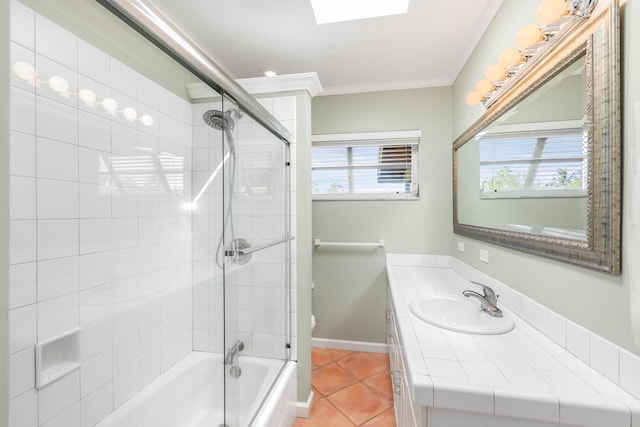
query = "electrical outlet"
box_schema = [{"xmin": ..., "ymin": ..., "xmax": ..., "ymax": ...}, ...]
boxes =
[
  {"xmin": 457, "ymin": 241, "xmax": 465, "ymax": 253},
  {"xmin": 480, "ymin": 249, "xmax": 489, "ymax": 263}
]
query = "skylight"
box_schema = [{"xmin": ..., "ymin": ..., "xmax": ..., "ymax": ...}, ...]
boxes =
[{"xmin": 310, "ymin": 0, "xmax": 409, "ymax": 25}]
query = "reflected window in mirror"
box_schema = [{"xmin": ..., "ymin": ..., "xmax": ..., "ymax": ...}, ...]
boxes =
[
  {"xmin": 478, "ymin": 125, "xmax": 586, "ymax": 198},
  {"xmin": 457, "ymin": 53, "xmax": 589, "ymax": 240}
]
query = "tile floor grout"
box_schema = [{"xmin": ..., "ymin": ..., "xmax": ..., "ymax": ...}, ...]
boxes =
[{"xmin": 293, "ymin": 348, "xmax": 396, "ymax": 427}]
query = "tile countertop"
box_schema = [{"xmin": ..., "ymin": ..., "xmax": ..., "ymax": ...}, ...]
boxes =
[{"xmin": 387, "ymin": 263, "xmax": 640, "ymax": 427}]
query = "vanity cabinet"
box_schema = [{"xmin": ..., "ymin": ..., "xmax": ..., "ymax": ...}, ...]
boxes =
[{"xmin": 387, "ymin": 293, "xmax": 424, "ymax": 427}]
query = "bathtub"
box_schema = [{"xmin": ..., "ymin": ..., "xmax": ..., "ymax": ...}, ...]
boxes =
[{"xmin": 96, "ymin": 352, "xmax": 296, "ymax": 427}]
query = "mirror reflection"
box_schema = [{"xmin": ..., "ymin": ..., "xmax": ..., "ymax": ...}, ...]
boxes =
[{"xmin": 456, "ymin": 54, "xmax": 588, "ymax": 240}]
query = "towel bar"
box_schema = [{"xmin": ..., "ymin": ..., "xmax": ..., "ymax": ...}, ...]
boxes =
[{"xmin": 314, "ymin": 239, "xmax": 385, "ymax": 248}]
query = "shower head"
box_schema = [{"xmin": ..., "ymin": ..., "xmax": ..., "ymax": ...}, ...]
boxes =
[
  {"xmin": 203, "ymin": 108, "xmax": 242, "ymax": 154},
  {"xmin": 203, "ymin": 109, "xmax": 235, "ymax": 131}
]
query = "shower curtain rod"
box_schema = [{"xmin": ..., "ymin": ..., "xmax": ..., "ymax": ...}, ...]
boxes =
[{"xmin": 96, "ymin": 0, "xmax": 292, "ymax": 146}]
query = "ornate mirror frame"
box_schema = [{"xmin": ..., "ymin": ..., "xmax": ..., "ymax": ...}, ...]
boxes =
[{"xmin": 453, "ymin": 2, "xmax": 620, "ymax": 275}]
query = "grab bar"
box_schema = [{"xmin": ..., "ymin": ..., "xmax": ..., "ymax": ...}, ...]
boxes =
[
  {"xmin": 314, "ymin": 239, "xmax": 385, "ymax": 248},
  {"xmin": 225, "ymin": 235, "xmax": 295, "ymax": 257}
]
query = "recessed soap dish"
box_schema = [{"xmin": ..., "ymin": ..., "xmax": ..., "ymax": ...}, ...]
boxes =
[{"xmin": 35, "ymin": 328, "xmax": 80, "ymax": 389}]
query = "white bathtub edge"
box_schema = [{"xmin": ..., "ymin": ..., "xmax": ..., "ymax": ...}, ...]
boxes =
[
  {"xmin": 295, "ymin": 390, "xmax": 314, "ymax": 418},
  {"xmin": 252, "ymin": 361, "xmax": 297, "ymax": 427}
]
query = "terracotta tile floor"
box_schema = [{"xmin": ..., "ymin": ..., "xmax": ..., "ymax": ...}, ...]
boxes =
[{"xmin": 294, "ymin": 348, "xmax": 396, "ymax": 427}]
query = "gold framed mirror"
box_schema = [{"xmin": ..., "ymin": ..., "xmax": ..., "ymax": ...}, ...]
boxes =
[{"xmin": 453, "ymin": 2, "xmax": 620, "ymax": 274}]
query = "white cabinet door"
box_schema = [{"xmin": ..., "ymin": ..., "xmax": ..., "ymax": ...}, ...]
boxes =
[{"xmin": 387, "ymin": 295, "xmax": 420, "ymax": 427}]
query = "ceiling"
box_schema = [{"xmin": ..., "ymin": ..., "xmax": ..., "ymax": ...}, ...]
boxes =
[{"xmin": 150, "ymin": 0, "xmax": 504, "ymax": 95}]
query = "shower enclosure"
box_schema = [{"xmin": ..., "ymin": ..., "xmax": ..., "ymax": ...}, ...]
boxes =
[
  {"xmin": 6, "ymin": 0, "xmax": 295, "ymax": 426},
  {"xmin": 194, "ymin": 92, "xmax": 293, "ymax": 427}
]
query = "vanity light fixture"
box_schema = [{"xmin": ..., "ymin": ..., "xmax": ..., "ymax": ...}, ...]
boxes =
[
  {"xmin": 475, "ymin": 79, "xmax": 494, "ymax": 96},
  {"xmin": 515, "ymin": 24, "xmax": 544, "ymax": 49},
  {"xmin": 465, "ymin": 0, "xmax": 598, "ymax": 107},
  {"xmin": 536, "ymin": 0, "xmax": 569, "ymax": 25},
  {"xmin": 498, "ymin": 48, "xmax": 524, "ymax": 69},
  {"xmin": 485, "ymin": 64, "xmax": 507, "ymax": 82}
]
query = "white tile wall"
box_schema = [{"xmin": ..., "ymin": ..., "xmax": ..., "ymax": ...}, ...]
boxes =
[
  {"xmin": 9, "ymin": 4, "xmax": 297, "ymax": 427},
  {"xmin": 566, "ymin": 321, "xmax": 591, "ymax": 363},
  {"xmin": 9, "ymin": 389, "xmax": 38, "ymax": 427},
  {"xmin": 8, "ymin": 4, "xmax": 193, "ymax": 426}
]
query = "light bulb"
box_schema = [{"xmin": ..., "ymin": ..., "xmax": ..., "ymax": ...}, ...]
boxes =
[
  {"xmin": 102, "ymin": 97, "xmax": 118, "ymax": 114},
  {"xmin": 263, "ymin": 70, "xmax": 277, "ymax": 77},
  {"xmin": 499, "ymin": 48, "xmax": 523, "ymax": 68},
  {"xmin": 140, "ymin": 114, "xmax": 154, "ymax": 126},
  {"xmin": 486, "ymin": 64, "xmax": 507, "ymax": 82},
  {"xmin": 78, "ymin": 88, "xmax": 97, "ymax": 105},
  {"xmin": 466, "ymin": 91, "xmax": 483, "ymax": 106},
  {"xmin": 536, "ymin": 0, "xmax": 567, "ymax": 25},
  {"xmin": 123, "ymin": 107, "xmax": 138, "ymax": 122},
  {"xmin": 475, "ymin": 79, "xmax": 494, "ymax": 95},
  {"xmin": 13, "ymin": 61, "xmax": 36, "ymax": 80},
  {"xmin": 48, "ymin": 75, "xmax": 69, "ymax": 93},
  {"xmin": 516, "ymin": 24, "xmax": 544, "ymax": 49}
]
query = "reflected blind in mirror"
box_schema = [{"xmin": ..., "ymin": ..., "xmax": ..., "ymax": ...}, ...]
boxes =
[{"xmin": 478, "ymin": 125, "xmax": 586, "ymax": 199}]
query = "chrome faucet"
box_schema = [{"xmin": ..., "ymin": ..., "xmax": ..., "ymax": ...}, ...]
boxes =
[
  {"xmin": 462, "ymin": 281, "xmax": 503, "ymax": 317},
  {"xmin": 224, "ymin": 340, "xmax": 245, "ymax": 365}
]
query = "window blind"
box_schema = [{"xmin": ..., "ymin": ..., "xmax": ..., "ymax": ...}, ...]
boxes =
[{"xmin": 312, "ymin": 131, "xmax": 420, "ymax": 200}]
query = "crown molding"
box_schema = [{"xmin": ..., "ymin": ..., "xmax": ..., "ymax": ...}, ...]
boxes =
[
  {"xmin": 186, "ymin": 72, "xmax": 323, "ymax": 100},
  {"xmin": 317, "ymin": 77, "xmax": 451, "ymax": 97},
  {"xmin": 237, "ymin": 72, "xmax": 323, "ymax": 97}
]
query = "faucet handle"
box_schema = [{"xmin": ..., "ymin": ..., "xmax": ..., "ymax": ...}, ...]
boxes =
[{"xmin": 471, "ymin": 281, "xmax": 498, "ymax": 302}]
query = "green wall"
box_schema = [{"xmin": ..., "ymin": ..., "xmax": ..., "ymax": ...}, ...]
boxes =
[
  {"xmin": 311, "ymin": 87, "xmax": 452, "ymax": 343},
  {"xmin": 452, "ymin": 0, "xmax": 640, "ymax": 355},
  {"xmin": 1, "ymin": 0, "xmax": 9, "ymax": 424}
]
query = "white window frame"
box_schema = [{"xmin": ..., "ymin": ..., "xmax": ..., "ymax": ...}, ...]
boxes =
[{"xmin": 311, "ymin": 130, "xmax": 421, "ymax": 201}]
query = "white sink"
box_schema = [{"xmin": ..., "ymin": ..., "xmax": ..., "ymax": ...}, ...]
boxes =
[{"xmin": 409, "ymin": 296, "xmax": 515, "ymax": 335}]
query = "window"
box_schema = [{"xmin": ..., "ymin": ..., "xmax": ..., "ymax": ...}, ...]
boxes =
[
  {"xmin": 312, "ymin": 130, "xmax": 420, "ymax": 200},
  {"xmin": 478, "ymin": 122, "xmax": 586, "ymax": 199}
]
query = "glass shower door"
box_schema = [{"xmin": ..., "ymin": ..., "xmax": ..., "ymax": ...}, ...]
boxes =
[{"xmin": 220, "ymin": 92, "xmax": 291, "ymax": 427}]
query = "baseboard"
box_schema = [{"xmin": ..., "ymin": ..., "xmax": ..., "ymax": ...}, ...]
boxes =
[
  {"xmin": 311, "ymin": 337, "xmax": 389, "ymax": 354},
  {"xmin": 296, "ymin": 390, "xmax": 314, "ymax": 418}
]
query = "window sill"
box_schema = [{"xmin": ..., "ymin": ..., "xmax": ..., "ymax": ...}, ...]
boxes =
[{"xmin": 312, "ymin": 194, "xmax": 420, "ymax": 201}]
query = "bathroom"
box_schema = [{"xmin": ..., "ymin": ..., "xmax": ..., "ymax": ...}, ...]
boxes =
[{"xmin": 1, "ymin": 0, "xmax": 639, "ymax": 426}]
